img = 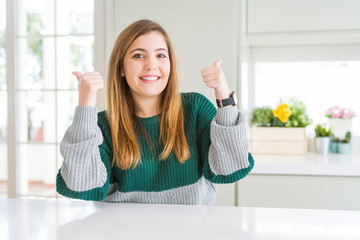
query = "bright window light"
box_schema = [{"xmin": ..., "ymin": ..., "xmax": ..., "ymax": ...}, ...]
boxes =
[{"xmin": 254, "ymin": 61, "xmax": 360, "ymax": 136}]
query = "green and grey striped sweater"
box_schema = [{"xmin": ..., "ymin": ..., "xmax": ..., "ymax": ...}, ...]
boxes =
[{"xmin": 56, "ymin": 92, "xmax": 254, "ymax": 205}]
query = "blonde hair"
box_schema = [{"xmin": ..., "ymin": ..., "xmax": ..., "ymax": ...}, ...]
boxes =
[{"xmin": 106, "ymin": 19, "xmax": 190, "ymax": 170}]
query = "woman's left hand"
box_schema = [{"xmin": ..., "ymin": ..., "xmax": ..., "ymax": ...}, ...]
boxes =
[{"xmin": 201, "ymin": 60, "xmax": 231, "ymax": 99}]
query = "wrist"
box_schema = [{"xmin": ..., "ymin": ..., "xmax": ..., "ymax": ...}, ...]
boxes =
[
  {"xmin": 215, "ymin": 89, "xmax": 231, "ymax": 100},
  {"xmin": 215, "ymin": 87, "xmax": 231, "ymax": 100},
  {"xmin": 78, "ymin": 95, "xmax": 97, "ymax": 107}
]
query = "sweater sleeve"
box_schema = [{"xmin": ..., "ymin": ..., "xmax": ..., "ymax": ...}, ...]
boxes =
[
  {"xmin": 56, "ymin": 106, "xmax": 112, "ymax": 201},
  {"xmin": 196, "ymin": 95, "xmax": 254, "ymax": 184}
]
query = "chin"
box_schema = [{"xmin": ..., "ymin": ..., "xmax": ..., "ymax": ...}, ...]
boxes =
[{"xmin": 140, "ymin": 91, "xmax": 164, "ymax": 98}]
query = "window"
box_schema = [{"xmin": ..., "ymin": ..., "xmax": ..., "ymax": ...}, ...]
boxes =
[
  {"xmin": 5, "ymin": 0, "xmax": 95, "ymax": 198},
  {"xmin": 0, "ymin": 0, "xmax": 7, "ymax": 198},
  {"xmin": 254, "ymin": 61, "xmax": 360, "ymax": 136}
]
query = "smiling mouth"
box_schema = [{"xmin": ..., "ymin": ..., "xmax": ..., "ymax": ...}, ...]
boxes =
[{"xmin": 140, "ymin": 76, "xmax": 160, "ymax": 81}]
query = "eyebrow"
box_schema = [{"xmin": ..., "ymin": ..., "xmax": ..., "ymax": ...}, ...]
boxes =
[{"xmin": 129, "ymin": 48, "xmax": 168, "ymax": 54}]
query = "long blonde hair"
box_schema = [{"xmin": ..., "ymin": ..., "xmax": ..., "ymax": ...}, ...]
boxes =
[{"xmin": 106, "ymin": 19, "xmax": 190, "ymax": 170}]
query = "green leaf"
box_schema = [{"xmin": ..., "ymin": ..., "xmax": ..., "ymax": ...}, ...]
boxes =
[
  {"xmin": 315, "ymin": 124, "xmax": 332, "ymax": 137},
  {"xmin": 251, "ymin": 107, "xmax": 273, "ymax": 127}
]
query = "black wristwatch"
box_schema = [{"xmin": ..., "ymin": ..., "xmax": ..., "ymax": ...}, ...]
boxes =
[{"xmin": 216, "ymin": 91, "xmax": 237, "ymax": 108}]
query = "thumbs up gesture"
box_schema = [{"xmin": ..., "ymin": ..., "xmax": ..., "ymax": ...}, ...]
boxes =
[
  {"xmin": 201, "ymin": 60, "xmax": 231, "ymax": 100},
  {"xmin": 73, "ymin": 71, "xmax": 104, "ymax": 107}
]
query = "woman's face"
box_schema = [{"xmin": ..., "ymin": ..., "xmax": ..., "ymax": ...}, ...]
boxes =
[{"xmin": 123, "ymin": 31, "xmax": 170, "ymax": 100}]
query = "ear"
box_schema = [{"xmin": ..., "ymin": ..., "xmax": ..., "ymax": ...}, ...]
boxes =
[{"xmin": 120, "ymin": 66, "xmax": 125, "ymax": 77}]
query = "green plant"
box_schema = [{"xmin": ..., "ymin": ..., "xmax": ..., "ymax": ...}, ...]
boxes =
[
  {"xmin": 251, "ymin": 107, "xmax": 273, "ymax": 127},
  {"xmin": 285, "ymin": 98, "xmax": 311, "ymax": 127},
  {"xmin": 341, "ymin": 131, "xmax": 352, "ymax": 143},
  {"xmin": 251, "ymin": 98, "xmax": 311, "ymax": 128},
  {"xmin": 315, "ymin": 124, "xmax": 332, "ymax": 137}
]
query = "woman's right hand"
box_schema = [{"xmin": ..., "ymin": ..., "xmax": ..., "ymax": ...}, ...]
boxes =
[{"xmin": 72, "ymin": 71, "xmax": 104, "ymax": 107}]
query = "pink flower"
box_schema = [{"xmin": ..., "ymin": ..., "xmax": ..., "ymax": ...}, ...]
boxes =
[
  {"xmin": 325, "ymin": 106, "xmax": 356, "ymax": 119},
  {"xmin": 332, "ymin": 108, "xmax": 344, "ymax": 118},
  {"xmin": 343, "ymin": 109, "xmax": 356, "ymax": 119},
  {"xmin": 325, "ymin": 106, "xmax": 338, "ymax": 116}
]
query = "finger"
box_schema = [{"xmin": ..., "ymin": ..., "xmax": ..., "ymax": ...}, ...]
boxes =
[
  {"xmin": 79, "ymin": 71, "xmax": 101, "ymax": 78},
  {"xmin": 83, "ymin": 71, "xmax": 100, "ymax": 76},
  {"xmin": 72, "ymin": 71, "xmax": 83, "ymax": 81},
  {"xmin": 93, "ymin": 82, "xmax": 104, "ymax": 89},
  {"xmin": 88, "ymin": 83, "xmax": 104, "ymax": 92},
  {"xmin": 202, "ymin": 75, "xmax": 218, "ymax": 82},
  {"xmin": 81, "ymin": 76, "xmax": 104, "ymax": 81},
  {"xmin": 201, "ymin": 68, "xmax": 220, "ymax": 77},
  {"xmin": 202, "ymin": 82, "xmax": 219, "ymax": 88},
  {"xmin": 206, "ymin": 79, "xmax": 221, "ymax": 86},
  {"xmin": 213, "ymin": 59, "xmax": 223, "ymax": 67},
  {"xmin": 82, "ymin": 72, "xmax": 101, "ymax": 79}
]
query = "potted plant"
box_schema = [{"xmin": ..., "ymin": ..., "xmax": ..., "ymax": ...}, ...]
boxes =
[
  {"xmin": 250, "ymin": 98, "xmax": 311, "ymax": 155},
  {"xmin": 325, "ymin": 106, "xmax": 356, "ymax": 139},
  {"xmin": 314, "ymin": 124, "xmax": 332, "ymax": 154},
  {"xmin": 338, "ymin": 131, "xmax": 352, "ymax": 154},
  {"xmin": 330, "ymin": 135, "xmax": 340, "ymax": 153}
]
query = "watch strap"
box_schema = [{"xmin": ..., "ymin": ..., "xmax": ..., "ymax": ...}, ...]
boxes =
[{"xmin": 216, "ymin": 91, "xmax": 236, "ymax": 108}]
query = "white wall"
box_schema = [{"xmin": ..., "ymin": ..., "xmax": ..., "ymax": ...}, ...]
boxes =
[
  {"xmin": 106, "ymin": 0, "xmax": 241, "ymax": 105},
  {"xmin": 247, "ymin": 0, "xmax": 360, "ymax": 46},
  {"xmin": 248, "ymin": 0, "xmax": 360, "ymax": 33}
]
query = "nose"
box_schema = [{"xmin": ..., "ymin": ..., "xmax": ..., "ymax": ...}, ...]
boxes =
[{"xmin": 145, "ymin": 56, "xmax": 158, "ymax": 71}]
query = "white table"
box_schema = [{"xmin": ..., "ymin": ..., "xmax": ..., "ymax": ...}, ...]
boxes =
[{"xmin": 1, "ymin": 198, "xmax": 360, "ymax": 240}]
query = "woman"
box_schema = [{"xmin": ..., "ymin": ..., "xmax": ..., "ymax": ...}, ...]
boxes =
[{"xmin": 56, "ymin": 19, "xmax": 254, "ymax": 205}]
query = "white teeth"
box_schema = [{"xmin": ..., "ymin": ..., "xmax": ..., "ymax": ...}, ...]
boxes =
[{"xmin": 140, "ymin": 77, "xmax": 159, "ymax": 81}]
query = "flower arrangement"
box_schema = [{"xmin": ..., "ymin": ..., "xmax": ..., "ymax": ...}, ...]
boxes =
[
  {"xmin": 273, "ymin": 103, "xmax": 292, "ymax": 123},
  {"xmin": 325, "ymin": 106, "xmax": 356, "ymax": 119},
  {"xmin": 251, "ymin": 98, "xmax": 311, "ymax": 128}
]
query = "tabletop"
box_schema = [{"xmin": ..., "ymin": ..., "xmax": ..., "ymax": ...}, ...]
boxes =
[
  {"xmin": 252, "ymin": 152, "xmax": 360, "ymax": 176},
  {"xmin": 1, "ymin": 198, "xmax": 360, "ymax": 240}
]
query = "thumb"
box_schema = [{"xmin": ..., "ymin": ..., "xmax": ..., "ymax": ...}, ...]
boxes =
[
  {"xmin": 72, "ymin": 71, "xmax": 82, "ymax": 81},
  {"xmin": 213, "ymin": 59, "xmax": 223, "ymax": 67}
]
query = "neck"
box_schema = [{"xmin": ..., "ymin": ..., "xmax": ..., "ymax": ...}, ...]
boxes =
[{"xmin": 133, "ymin": 95, "xmax": 160, "ymax": 118}]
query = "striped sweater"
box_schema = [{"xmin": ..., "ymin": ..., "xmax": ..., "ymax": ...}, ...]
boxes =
[{"xmin": 56, "ymin": 92, "xmax": 254, "ymax": 205}]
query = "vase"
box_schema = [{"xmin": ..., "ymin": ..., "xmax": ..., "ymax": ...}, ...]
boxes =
[
  {"xmin": 315, "ymin": 137, "xmax": 330, "ymax": 154},
  {"xmin": 329, "ymin": 142, "xmax": 338, "ymax": 153},
  {"xmin": 338, "ymin": 143, "xmax": 351, "ymax": 154},
  {"xmin": 328, "ymin": 118, "xmax": 352, "ymax": 139}
]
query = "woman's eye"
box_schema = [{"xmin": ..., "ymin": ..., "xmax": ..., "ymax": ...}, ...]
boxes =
[
  {"xmin": 158, "ymin": 54, "xmax": 166, "ymax": 58},
  {"xmin": 133, "ymin": 54, "xmax": 144, "ymax": 59}
]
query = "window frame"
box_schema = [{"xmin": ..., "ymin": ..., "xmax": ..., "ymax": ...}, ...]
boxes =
[{"xmin": 6, "ymin": 0, "xmax": 105, "ymax": 198}]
